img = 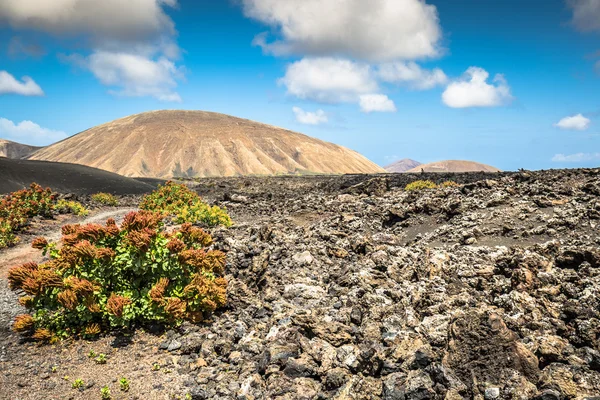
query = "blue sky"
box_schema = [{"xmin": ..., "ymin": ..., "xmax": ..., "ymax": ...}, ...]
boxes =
[{"xmin": 0, "ymin": 0, "xmax": 599, "ymax": 171}]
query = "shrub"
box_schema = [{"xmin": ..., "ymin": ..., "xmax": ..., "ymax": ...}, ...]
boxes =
[
  {"xmin": 140, "ymin": 181, "xmax": 232, "ymax": 227},
  {"xmin": 0, "ymin": 183, "xmax": 55, "ymax": 229},
  {"xmin": 0, "ymin": 219, "xmax": 18, "ymax": 248},
  {"xmin": 92, "ymin": 193, "xmax": 118, "ymax": 207},
  {"xmin": 440, "ymin": 181, "xmax": 459, "ymax": 188},
  {"xmin": 0, "ymin": 183, "xmax": 57, "ymax": 249},
  {"xmin": 9, "ymin": 211, "xmax": 227, "ymax": 341},
  {"xmin": 55, "ymin": 200, "xmax": 89, "ymax": 216},
  {"xmin": 405, "ymin": 180, "xmax": 438, "ymax": 191}
]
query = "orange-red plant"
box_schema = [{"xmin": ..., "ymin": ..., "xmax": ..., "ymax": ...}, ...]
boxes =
[{"xmin": 10, "ymin": 210, "xmax": 227, "ymax": 341}]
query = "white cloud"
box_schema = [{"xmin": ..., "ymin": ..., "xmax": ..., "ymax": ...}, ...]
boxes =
[
  {"xmin": 0, "ymin": 70, "xmax": 43, "ymax": 96},
  {"xmin": 0, "ymin": 0, "xmax": 178, "ymax": 45},
  {"xmin": 442, "ymin": 67, "xmax": 513, "ymax": 108},
  {"xmin": 359, "ymin": 94, "xmax": 397, "ymax": 113},
  {"xmin": 552, "ymin": 152, "xmax": 600, "ymax": 162},
  {"xmin": 554, "ymin": 114, "xmax": 591, "ymax": 131},
  {"xmin": 279, "ymin": 58, "xmax": 378, "ymax": 103},
  {"xmin": 292, "ymin": 107, "xmax": 328, "ymax": 125},
  {"xmin": 64, "ymin": 51, "xmax": 183, "ymax": 102},
  {"xmin": 241, "ymin": 0, "xmax": 442, "ymax": 62},
  {"xmin": 378, "ymin": 62, "xmax": 448, "ymax": 90},
  {"xmin": 0, "ymin": 0, "xmax": 184, "ymax": 101},
  {"xmin": 568, "ymin": 0, "xmax": 600, "ymax": 32},
  {"xmin": 0, "ymin": 117, "xmax": 67, "ymax": 146}
]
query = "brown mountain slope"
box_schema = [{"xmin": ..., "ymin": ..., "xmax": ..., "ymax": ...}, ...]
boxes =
[
  {"xmin": 384, "ymin": 158, "xmax": 422, "ymax": 173},
  {"xmin": 29, "ymin": 110, "xmax": 385, "ymax": 178},
  {"xmin": 406, "ymin": 160, "xmax": 501, "ymax": 173},
  {"xmin": 0, "ymin": 139, "xmax": 41, "ymax": 159}
]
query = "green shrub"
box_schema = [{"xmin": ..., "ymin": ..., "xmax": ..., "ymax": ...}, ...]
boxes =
[
  {"xmin": 405, "ymin": 180, "xmax": 438, "ymax": 191},
  {"xmin": 55, "ymin": 200, "xmax": 89, "ymax": 216},
  {"xmin": 140, "ymin": 181, "xmax": 232, "ymax": 227},
  {"xmin": 440, "ymin": 181, "xmax": 459, "ymax": 188},
  {"xmin": 0, "ymin": 219, "xmax": 18, "ymax": 249},
  {"xmin": 9, "ymin": 211, "xmax": 227, "ymax": 341},
  {"xmin": 0, "ymin": 183, "xmax": 56, "ymax": 249},
  {"xmin": 92, "ymin": 193, "xmax": 118, "ymax": 207}
]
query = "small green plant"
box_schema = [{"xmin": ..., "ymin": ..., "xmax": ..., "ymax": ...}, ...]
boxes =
[
  {"xmin": 95, "ymin": 354, "xmax": 107, "ymax": 364},
  {"xmin": 9, "ymin": 211, "xmax": 227, "ymax": 341},
  {"xmin": 405, "ymin": 180, "xmax": 438, "ymax": 191},
  {"xmin": 119, "ymin": 377, "xmax": 130, "ymax": 392},
  {"xmin": 51, "ymin": 365, "xmax": 58, "ymax": 373},
  {"xmin": 55, "ymin": 200, "xmax": 89, "ymax": 216},
  {"xmin": 140, "ymin": 181, "xmax": 232, "ymax": 227},
  {"xmin": 152, "ymin": 362, "xmax": 161, "ymax": 371},
  {"xmin": 100, "ymin": 385, "xmax": 111, "ymax": 400},
  {"xmin": 185, "ymin": 393, "xmax": 193, "ymax": 400},
  {"xmin": 440, "ymin": 181, "xmax": 459, "ymax": 188},
  {"xmin": 88, "ymin": 350, "xmax": 97, "ymax": 358},
  {"xmin": 92, "ymin": 193, "xmax": 118, "ymax": 207},
  {"xmin": 72, "ymin": 378, "xmax": 85, "ymax": 389}
]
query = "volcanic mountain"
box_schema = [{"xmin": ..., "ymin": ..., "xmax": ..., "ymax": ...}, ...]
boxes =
[
  {"xmin": 0, "ymin": 139, "xmax": 41, "ymax": 159},
  {"xmin": 384, "ymin": 158, "xmax": 422, "ymax": 173},
  {"xmin": 29, "ymin": 110, "xmax": 385, "ymax": 178},
  {"xmin": 406, "ymin": 160, "xmax": 500, "ymax": 173}
]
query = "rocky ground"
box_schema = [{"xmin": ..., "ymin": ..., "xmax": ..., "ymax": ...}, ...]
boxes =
[{"xmin": 2, "ymin": 170, "xmax": 600, "ymax": 399}]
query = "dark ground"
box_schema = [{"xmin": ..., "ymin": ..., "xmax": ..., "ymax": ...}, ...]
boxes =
[
  {"xmin": 2, "ymin": 169, "xmax": 600, "ymax": 399},
  {"xmin": 0, "ymin": 158, "xmax": 159, "ymax": 195}
]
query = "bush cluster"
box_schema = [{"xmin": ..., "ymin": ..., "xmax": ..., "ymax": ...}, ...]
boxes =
[
  {"xmin": 0, "ymin": 184, "xmax": 91, "ymax": 249},
  {"xmin": 10, "ymin": 210, "xmax": 227, "ymax": 341},
  {"xmin": 0, "ymin": 184, "xmax": 56, "ymax": 249},
  {"xmin": 140, "ymin": 181, "xmax": 232, "ymax": 227},
  {"xmin": 55, "ymin": 200, "xmax": 89, "ymax": 216},
  {"xmin": 92, "ymin": 193, "xmax": 118, "ymax": 207},
  {"xmin": 405, "ymin": 180, "xmax": 438, "ymax": 191},
  {"xmin": 405, "ymin": 180, "xmax": 459, "ymax": 191}
]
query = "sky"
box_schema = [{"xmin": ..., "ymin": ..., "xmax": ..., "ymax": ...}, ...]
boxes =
[{"xmin": 0, "ymin": 0, "xmax": 599, "ymax": 171}]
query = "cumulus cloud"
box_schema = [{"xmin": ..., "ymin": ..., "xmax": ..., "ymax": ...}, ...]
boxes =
[
  {"xmin": 279, "ymin": 58, "xmax": 378, "ymax": 103},
  {"xmin": 359, "ymin": 94, "xmax": 397, "ymax": 113},
  {"xmin": 568, "ymin": 0, "xmax": 600, "ymax": 32},
  {"xmin": 0, "ymin": 0, "xmax": 178, "ymax": 46},
  {"xmin": 378, "ymin": 62, "xmax": 448, "ymax": 90},
  {"xmin": 552, "ymin": 152, "xmax": 600, "ymax": 162},
  {"xmin": 292, "ymin": 107, "xmax": 328, "ymax": 125},
  {"xmin": 442, "ymin": 67, "xmax": 513, "ymax": 108},
  {"xmin": 241, "ymin": 0, "xmax": 442, "ymax": 62},
  {"xmin": 554, "ymin": 114, "xmax": 591, "ymax": 130},
  {"xmin": 65, "ymin": 51, "xmax": 183, "ymax": 102},
  {"xmin": 0, "ymin": 0, "xmax": 184, "ymax": 101},
  {"xmin": 0, "ymin": 70, "xmax": 44, "ymax": 96},
  {"xmin": 0, "ymin": 117, "xmax": 67, "ymax": 145}
]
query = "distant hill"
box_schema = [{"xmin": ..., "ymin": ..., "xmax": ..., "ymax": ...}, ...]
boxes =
[
  {"xmin": 384, "ymin": 159, "xmax": 422, "ymax": 173},
  {"xmin": 29, "ymin": 110, "xmax": 385, "ymax": 178},
  {"xmin": 406, "ymin": 160, "xmax": 500, "ymax": 173},
  {"xmin": 0, "ymin": 158, "xmax": 158, "ymax": 195},
  {"xmin": 0, "ymin": 139, "xmax": 41, "ymax": 159}
]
